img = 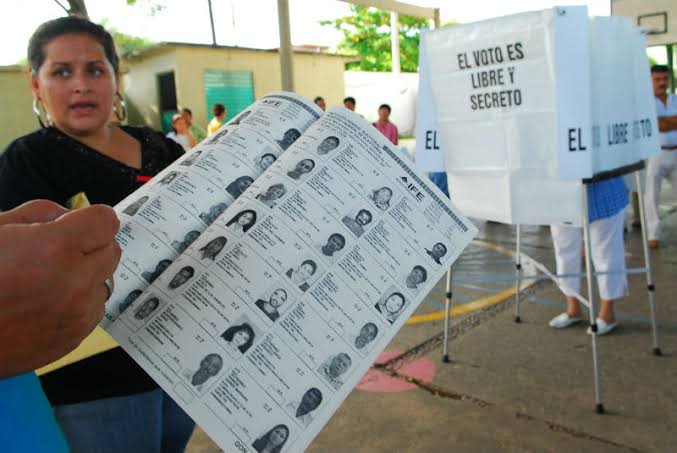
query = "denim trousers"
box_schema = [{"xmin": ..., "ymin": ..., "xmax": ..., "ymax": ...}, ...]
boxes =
[{"xmin": 54, "ymin": 388, "xmax": 195, "ymax": 453}]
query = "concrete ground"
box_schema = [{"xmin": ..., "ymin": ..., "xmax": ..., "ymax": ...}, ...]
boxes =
[{"xmin": 187, "ymin": 187, "xmax": 677, "ymax": 453}]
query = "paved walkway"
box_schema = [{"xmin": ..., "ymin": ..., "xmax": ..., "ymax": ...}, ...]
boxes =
[{"xmin": 187, "ymin": 191, "xmax": 677, "ymax": 453}]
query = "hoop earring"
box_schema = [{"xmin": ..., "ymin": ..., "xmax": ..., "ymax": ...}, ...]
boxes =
[
  {"xmin": 113, "ymin": 92, "xmax": 127, "ymax": 122},
  {"xmin": 32, "ymin": 98, "xmax": 48, "ymax": 128}
]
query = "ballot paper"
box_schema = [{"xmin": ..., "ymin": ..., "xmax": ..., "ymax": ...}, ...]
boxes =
[{"xmin": 103, "ymin": 92, "xmax": 477, "ymax": 453}]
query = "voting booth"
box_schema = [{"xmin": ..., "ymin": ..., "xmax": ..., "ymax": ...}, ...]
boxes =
[
  {"xmin": 419, "ymin": 6, "xmax": 663, "ymax": 413},
  {"xmin": 421, "ymin": 6, "xmax": 659, "ymax": 226}
]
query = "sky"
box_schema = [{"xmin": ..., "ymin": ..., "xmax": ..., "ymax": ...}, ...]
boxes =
[{"xmin": 0, "ymin": 0, "xmax": 616, "ymax": 66}]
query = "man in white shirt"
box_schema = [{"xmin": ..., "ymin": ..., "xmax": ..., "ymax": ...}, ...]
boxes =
[{"xmin": 645, "ymin": 65, "xmax": 677, "ymax": 249}]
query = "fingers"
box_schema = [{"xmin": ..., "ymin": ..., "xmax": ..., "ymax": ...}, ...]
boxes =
[
  {"xmin": 50, "ymin": 205, "xmax": 120, "ymax": 254},
  {"xmin": 0, "ymin": 199, "xmax": 68, "ymax": 226},
  {"xmin": 84, "ymin": 240, "xmax": 122, "ymax": 284}
]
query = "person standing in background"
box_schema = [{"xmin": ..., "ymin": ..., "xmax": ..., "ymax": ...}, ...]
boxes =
[
  {"xmin": 181, "ymin": 107, "xmax": 206, "ymax": 144},
  {"xmin": 207, "ymin": 103, "xmax": 226, "ymax": 136},
  {"xmin": 374, "ymin": 104, "xmax": 398, "ymax": 146},
  {"xmin": 645, "ymin": 65, "xmax": 677, "ymax": 249},
  {"xmin": 314, "ymin": 96, "xmax": 326, "ymax": 111},
  {"xmin": 166, "ymin": 113, "xmax": 195, "ymax": 151}
]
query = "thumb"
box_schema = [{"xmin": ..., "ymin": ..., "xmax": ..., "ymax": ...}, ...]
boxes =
[{"xmin": 0, "ymin": 200, "xmax": 68, "ymax": 226}]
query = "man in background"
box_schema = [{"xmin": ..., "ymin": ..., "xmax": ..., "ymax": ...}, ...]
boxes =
[
  {"xmin": 181, "ymin": 108, "xmax": 206, "ymax": 144},
  {"xmin": 645, "ymin": 65, "xmax": 677, "ymax": 249},
  {"xmin": 343, "ymin": 96, "xmax": 356, "ymax": 111},
  {"xmin": 374, "ymin": 104, "xmax": 398, "ymax": 145}
]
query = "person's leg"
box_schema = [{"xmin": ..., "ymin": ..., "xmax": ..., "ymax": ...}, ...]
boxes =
[
  {"xmin": 550, "ymin": 223, "xmax": 583, "ymax": 318},
  {"xmin": 160, "ymin": 390, "xmax": 195, "ymax": 453},
  {"xmin": 54, "ymin": 389, "xmax": 163, "ymax": 453},
  {"xmin": 644, "ymin": 156, "xmax": 664, "ymax": 244},
  {"xmin": 590, "ymin": 210, "xmax": 627, "ymax": 326}
]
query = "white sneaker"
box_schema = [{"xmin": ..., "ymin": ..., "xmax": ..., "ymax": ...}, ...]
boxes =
[
  {"xmin": 587, "ymin": 318, "xmax": 618, "ymax": 336},
  {"xmin": 549, "ymin": 312, "xmax": 582, "ymax": 329}
]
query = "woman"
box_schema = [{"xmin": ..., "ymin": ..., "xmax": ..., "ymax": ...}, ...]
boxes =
[
  {"xmin": 256, "ymin": 183, "xmax": 287, "ymax": 208},
  {"xmin": 207, "ymin": 102, "xmax": 226, "ymax": 136},
  {"xmin": 256, "ymin": 152, "xmax": 277, "ymax": 172},
  {"xmin": 375, "ymin": 292, "xmax": 406, "ymax": 324},
  {"xmin": 0, "ymin": 17, "xmax": 194, "ymax": 453},
  {"xmin": 252, "ymin": 424, "xmax": 290, "ymax": 453},
  {"xmin": 198, "ymin": 236, "xmax": 228, "ymax": 261},
  {"xmin": 226, "ymin": 209, "xmax": 257, "ymax": 233},
  {"xmin": 220, "ymin": 323, "xmax": 255, "ymax": 355},
  {"xmin": 255, "ymin": 288, "xmax": 288, "ymax": 322},
  {"xmin": 166, "ymin": 113, "xmax": 196, "ymax": 151},
  {"xmin": 405, "ymin": 265, "xmax": 428, "ymax": 290},
  {"xmin": 287, "ymin": 158, "xmax": 315, "ymax": 180}
]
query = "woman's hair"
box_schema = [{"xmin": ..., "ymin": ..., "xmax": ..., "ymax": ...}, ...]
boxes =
[
  {"xmin": 300, "ymin": 259, "xmax": 317, "ymax": 275},
  {"xmin": 252, "ymin": 425, "xmax": 290, "ymax": 453},
  {"xmin": 226, "ymin": 209, "xmax": 257, "ymax": 232},
  {"xmin": 199, "ymin": 236, "xmax": 227, "ymax": 255},
  {"xmin": 28, "ymin": 16, "xmax": 119, "ymax": 74},
  {"xmin": 221, "ymin": 323, "xmax": 255, "ymax": 353},
  {"xmin": 212, "ymin": 103, "xmax": 225, "ymax": 116}
]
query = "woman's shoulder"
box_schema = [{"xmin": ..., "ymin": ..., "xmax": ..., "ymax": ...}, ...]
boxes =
[
  {"xmin": 121, "ymin": 125, "xmax": 185, "ymax": 168},
  {"xmin": 2, "ymin": 129, "xmax": 56, "ymax": 160}
]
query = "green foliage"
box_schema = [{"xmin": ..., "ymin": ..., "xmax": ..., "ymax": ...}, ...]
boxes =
[
  {"xmin": 321, "ymin": 5, "xmax": 429, "ymax": 72},
  {"xmin": 125, "ymin": 0, "xmax": 166, "ymax": 15},
  {"xmin": 100, "ymin": 19, "xmax": 154, "ymax": 57}
]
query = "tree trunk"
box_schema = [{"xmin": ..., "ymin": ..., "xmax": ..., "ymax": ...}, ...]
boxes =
[{"xmin": 67, "ymin": 0, "xmax": 89, "ymax": 18}]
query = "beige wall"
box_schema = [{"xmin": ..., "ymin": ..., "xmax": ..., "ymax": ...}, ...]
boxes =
[
  {"xmin": 122, "ymin": 51, "xmax": 177, "ymax": 130},
  {"xmin": 0, "ymin": 67, "xmax": 37, "ymax": 151},
  {"xmin": 169, "ymin": 46, "xmax": 350, "ymax": 129}
]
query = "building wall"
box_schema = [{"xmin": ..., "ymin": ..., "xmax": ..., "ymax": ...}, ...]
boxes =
[
  {"xmin": 122, "ymin": 51, "xmax": 177, "ymax": 130},
  {"xmin": 0, "ymin": 67, "xmax": 37, "ymax": 151},
  {"xmin": 171, "ymin": 46, "xmax": 350, "ymax": 130}
]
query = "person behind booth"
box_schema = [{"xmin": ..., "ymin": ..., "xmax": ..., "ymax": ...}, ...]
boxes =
[
  {"xmin": 549, "ymin": 178, "xmax": 629, "ymax": 335},
  {"xmin": 645, "ymin": 65, "xmax": 677, "ymax": 249}
]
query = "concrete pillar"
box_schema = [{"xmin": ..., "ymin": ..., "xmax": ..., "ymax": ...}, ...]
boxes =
[
  {"xmin": 277, "ymin": 0, "xmax": 295, "ymax": 91},
  {"xmin": 391, "ymin": 11, "xmax": 401, "ymax": 74}
]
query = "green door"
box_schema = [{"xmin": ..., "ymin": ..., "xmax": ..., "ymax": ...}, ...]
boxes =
[{"xmin": 204, "ymin": 70, "xmax": 255, "ymax": 122}]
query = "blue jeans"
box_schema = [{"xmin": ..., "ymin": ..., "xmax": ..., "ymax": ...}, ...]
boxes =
[{"xmin": 54, "ymin": 389, "xmax": 195, "ymax": 453}]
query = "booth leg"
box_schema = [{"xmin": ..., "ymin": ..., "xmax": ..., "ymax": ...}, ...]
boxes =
[
  {"xmin": 582, "ymin": 185, "xmax": 605, "ymax": 414},
  {"xmin": 514, "ymin": 225, "xmax": 523, "ymax": 323},
  {"xmin": 635, "ymin": 170, "xmax": 662, "ymax": 356},
  {"xmin": 442, "ymin": 268, "xmax": 453, "ymax": 363}
]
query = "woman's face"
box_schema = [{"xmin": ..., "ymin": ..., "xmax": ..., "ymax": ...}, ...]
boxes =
[
  {"xmin": 260, "ymin": 155, "xmax": 275, "ymax": 169},
  {"xmin": 270, "ymin": 289, "xmax": 287, "ymax": 308},
  {"xmin": 269, "ymin": 427, "xmax": 288, "ymax": 447},
  {"xmin": 32, "ymin": 33, "xmax": 117, "ymax": 137},
  {"xmin": 268, "ymin": 185, "xmax": 285, "ymax": 199},
  {"xmin": 238, "ymin": 178, "xmax": 252, "ymax": 192},
  {"xmin": 296, "ymin": 159, "xmax": 314, "ymax": 173},
  {"xmin": 385, "ymin": 294, "xmax": 404, "ymax": 314},
  {"xmin": 232, "ymin": 329, "xmax": 251, "ymax": 347},
  {"xmin": 207, "ymin": 239, "xmax": 225, "ymax": 254},
  {"xmin": 297, "ymin": 262, "xmax": 314, "ymax": 281},
  {"xmin": 173, "ymin": 117, "xmax": 188, "ymax": 134},
  {"xmin": 375, "ymin": 188, "xmax": 392, "ymax": 203},
  {"xmin": 238, "ymin": 212, "xmax": 254, "ymax": 226}
]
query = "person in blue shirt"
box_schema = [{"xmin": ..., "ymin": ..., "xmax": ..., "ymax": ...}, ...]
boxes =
[
  {"xmin": 0, "ymin": 200, "xmax": 121, "ymax": 453},
  {"xmin": 548, "ymin": 177, "xmax": 628, "ymax": 335}
]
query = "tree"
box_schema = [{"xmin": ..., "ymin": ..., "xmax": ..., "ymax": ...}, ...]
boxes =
[
  {"xmin": 321, "ymin": 5, "xmax": 430, "ymax": 72},
  {"xmin": 53, "ymin": 0, "xmax": 88, "ymax": 18}
]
